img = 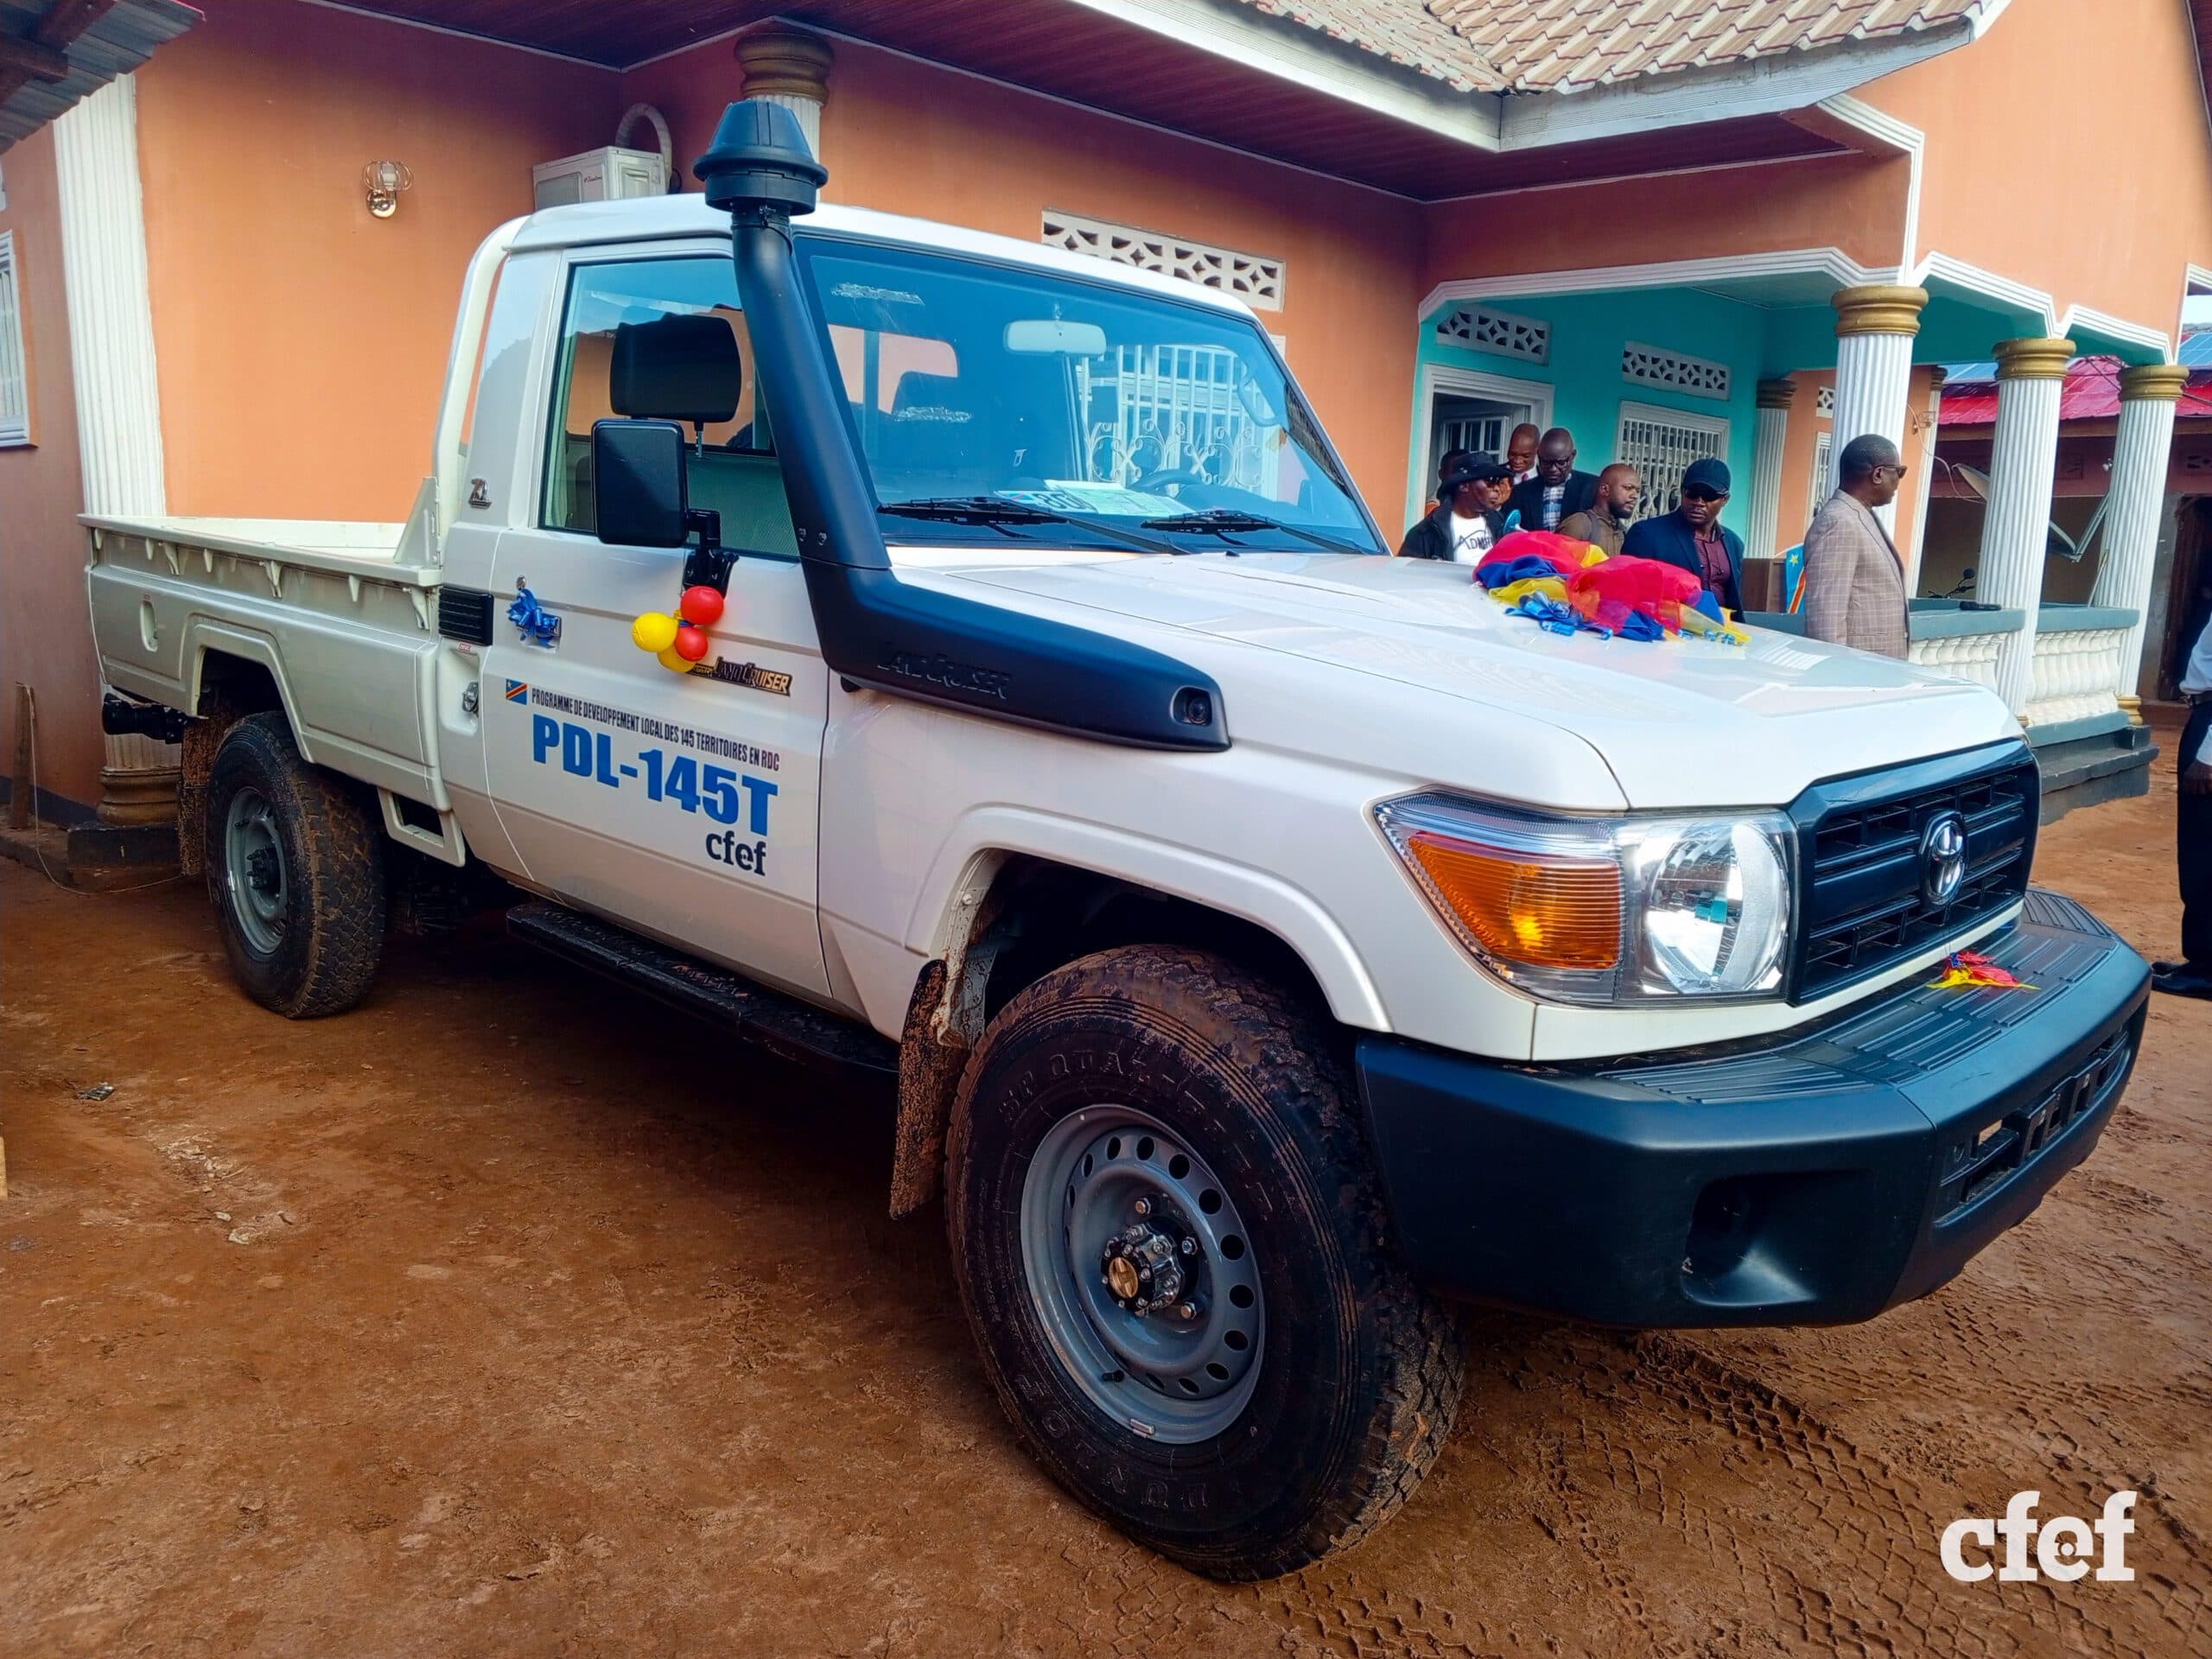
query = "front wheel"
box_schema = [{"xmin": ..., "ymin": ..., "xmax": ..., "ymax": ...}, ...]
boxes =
[{"xmin": 945, "ymin": 944, "xmax": 1465, "ymax": 1580}]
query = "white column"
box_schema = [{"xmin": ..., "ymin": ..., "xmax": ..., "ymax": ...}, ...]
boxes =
[
  {"xmin": 54, "ymin": 75, "xmax": 180, "ymax": 821},
  {"xmin": 1744, "ymin": 378, "xmax": 1794, "ymax": 560},
  {"xmin": 2088, "ymin": 363, "xmax": 2188, "ymax": 721},
  {"xmin": 734, "ymin": 25, "xmax": 834, "ymax": 162},
  {"xmin": 1978, "ymin": 337, "xmax": 2075, "ymax": 719},
  {"xmin": 1828, "ymin": 285, "xmax": 1927, "ymax": 535}
]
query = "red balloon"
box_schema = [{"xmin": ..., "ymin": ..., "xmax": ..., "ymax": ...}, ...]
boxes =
[
  {"xmin": 673, "ymin": 623, "xmax": 710, "ymax": 662},
  {"xmin": 678, "ymin": 585, "xmax": 725, "ymax": 626}
]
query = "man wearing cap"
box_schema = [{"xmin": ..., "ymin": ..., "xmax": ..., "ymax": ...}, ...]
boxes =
[
  {"xmin": 1622, "ymin": 456, "xmax": 1745, "ymax": 612},
  {"xmin": 1399, "ymin": 452, "xmax": 1512, "ymax": 563}
]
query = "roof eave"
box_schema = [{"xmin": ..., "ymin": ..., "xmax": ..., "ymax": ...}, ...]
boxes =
[{"xmin": 1496, "ymin": 21, "xmax": 1982, "ymax": 151}]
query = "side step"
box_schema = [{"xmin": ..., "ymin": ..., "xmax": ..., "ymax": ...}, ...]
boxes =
[{"xmin": 506, "ymin": 900, "xmax": 899, "ymax": 1080}]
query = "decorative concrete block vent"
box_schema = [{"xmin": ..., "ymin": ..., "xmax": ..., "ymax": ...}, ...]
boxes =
[
  {"xmin": 1622, "ymin": 342, "xmax": 1731, "ymax": 400},
  {"xmin": 1433, "ymin": 304, "xmax": 1550, "ymax": 365},
  {"xmin": 1041, "ymin": 213, "xmax": 1284, "ymax": 310}
]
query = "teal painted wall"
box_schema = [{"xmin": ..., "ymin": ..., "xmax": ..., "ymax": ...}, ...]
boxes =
[{"xmin": 1409, "ymin": 288, "xmax": 1768, "ymax": 532}]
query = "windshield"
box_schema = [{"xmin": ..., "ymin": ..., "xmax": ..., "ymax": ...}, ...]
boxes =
[{"xmin": 793, "ymin": 236, "xmax": 1380, "ymax": 554}]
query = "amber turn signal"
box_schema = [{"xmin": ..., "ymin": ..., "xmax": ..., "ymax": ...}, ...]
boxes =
[{"xmin": 1404, "ymin": 830, "xmax": 1622, "ymax": 970}]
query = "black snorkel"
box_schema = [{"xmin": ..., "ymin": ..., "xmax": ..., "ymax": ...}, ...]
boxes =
[{"xmin": 695, "ymin": 100, "xmax": 1228, "ymax": 751}]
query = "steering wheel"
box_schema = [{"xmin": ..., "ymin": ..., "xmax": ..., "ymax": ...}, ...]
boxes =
[{"xmin": 1135, "ymin": 467, "xmax": 1209, "ymax": 494}]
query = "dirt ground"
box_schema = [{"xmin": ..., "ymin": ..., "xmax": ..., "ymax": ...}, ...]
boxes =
[{"xmin": 3, "ymin": 742, "xmax": 2207, "ymax": 1659}]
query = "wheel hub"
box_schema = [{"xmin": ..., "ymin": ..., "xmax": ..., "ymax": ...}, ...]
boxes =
[
  {"xmin": 1099, "ymin": 1217, "xmax": 1188, "ymax": 1316},
  {"xmin": 1019, "ymin": 1108, "xmax": 1265, "ymax": 1444},
  {"xmin": 245, "ymin": 845, "xmax": 281, "ymax": 893}
]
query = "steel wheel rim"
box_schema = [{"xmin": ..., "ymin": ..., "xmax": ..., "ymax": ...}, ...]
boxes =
[
  {"xmin": 1019, "ymin": 1105, "xmax": 1265, "ymax": 1445},
  {"xmin": 223, "ymin": 787, "xmax": 289, "ymax": 957}
]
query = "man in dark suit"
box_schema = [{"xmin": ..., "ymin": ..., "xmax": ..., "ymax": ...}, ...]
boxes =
[
  {"xmin": 1621, "ymin": 456, "xmax": 1746, "ymax": 612},
  {"xmin": 1505, "ymin": 428, "xmax": 1600, "ymax": 532}
]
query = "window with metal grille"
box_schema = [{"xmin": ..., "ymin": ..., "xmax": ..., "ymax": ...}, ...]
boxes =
[
  {"xmin": 1434, "ymin": 304, "xmax": 1548, "ymax": 364},
  {"xmin": 0, "ymin": 232, "xmax": 29, "ymax": 446},
  {"xmin": 1040, "ymin": 212, "xmax": 1284, "ymax": 310},
  {"xmin": 1615, "ymin": 402, "xmax": 1730, "ymax": 521},
  {"xmin": 1079, "ymin": 343, "xmax": 1276, "ymax": 497},
  {"xmin": 1622, "ymin": 341, "xmax": 1729, "ymax": 399}
]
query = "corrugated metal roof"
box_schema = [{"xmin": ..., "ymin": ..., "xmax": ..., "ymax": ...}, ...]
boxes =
[
  {"xmin": 0, "ymin": 1, "xmax": 199, "ymax": 154},
  {"xmin": 1939, "ymin": 353, "xmax": 2212, "ymax": 426}
]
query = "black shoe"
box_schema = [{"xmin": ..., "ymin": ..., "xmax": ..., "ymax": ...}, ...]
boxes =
[
  {"xmin": 2152, "ymin": 958, "xmax": 2189, "ymax": 976},
  {"xmin": 2152, "ymin": 964, "xmax": 2212, "ymax": 1001}
]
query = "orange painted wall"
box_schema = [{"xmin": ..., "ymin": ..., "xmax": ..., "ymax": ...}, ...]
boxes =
[
  {"xmin": 1865, "ymin": 0, "xmax": 2212, "ymax": 336},
  {"xmin": 1417, "ymin": 149, "xmax": 1912, "ymax": 294},
  {"xmin": 1765, "ymin": 365, "xmax": 1946, "ymax": 586},
  {"xmin": 133, "ymin": 0, "xmax": 620, "ymax": 519},
  {"xmin": 620, "ymin": 35, "xmax": 1425, "ymax": 519},
  {"xmin": 0, "ymin": 125, "xmax": 103, "ymax": 811}
]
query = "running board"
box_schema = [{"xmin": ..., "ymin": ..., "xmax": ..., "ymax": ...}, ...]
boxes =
[{"xmin": 506, "ymin": 901, "xmax": 899, "ymax": 1079}]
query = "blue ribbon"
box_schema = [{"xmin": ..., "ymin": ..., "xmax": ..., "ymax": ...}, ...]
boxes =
[
  {"xmin": 1506, "ymin": 593, "xmax": 1611, "ymax": 639},
  {"xmin": 506, "ymin": 584, "xmax": 563, "ymax": 648}
]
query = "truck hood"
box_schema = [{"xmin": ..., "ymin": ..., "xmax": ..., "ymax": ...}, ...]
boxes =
[{"xmin": 922, "ymin": 549, "xmax": 2022, "ymax": 810}]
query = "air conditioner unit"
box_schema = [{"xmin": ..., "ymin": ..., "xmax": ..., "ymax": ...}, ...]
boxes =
[{"xmin": 532, "ymin": 145, "xmax": 666, "ymax": 210}]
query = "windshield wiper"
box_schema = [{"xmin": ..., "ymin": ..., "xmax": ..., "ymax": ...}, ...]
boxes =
[
  {"xmin": 879, "ymin": 496, "xmax": 1182, "ymax": 555},
  {"xmin": 1140, "ymin": 510, "xmax": 1374, "ymax": 557}
]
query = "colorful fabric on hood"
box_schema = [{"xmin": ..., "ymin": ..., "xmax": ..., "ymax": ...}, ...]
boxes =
[
  {"xmin": 1473, "ymin": 554, "xmax": 1564, "ymax": 591},
  {"xmin": 1481, "ymin": 530, "xmax": 1601, "ymax": 578},
  {"xmin": 1506, "ymin": 592, "xmax": 1611, "ymax": 639}
]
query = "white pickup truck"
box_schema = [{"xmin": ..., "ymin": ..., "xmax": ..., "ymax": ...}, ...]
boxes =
[{"xmin": 86, "ymin": 103, "xmax": 2147, "ymax": 1580}]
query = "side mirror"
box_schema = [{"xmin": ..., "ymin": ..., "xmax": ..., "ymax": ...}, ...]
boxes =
[{"xmin": 592, "ymin": 418, "xmax": 689, "ymax": 547}]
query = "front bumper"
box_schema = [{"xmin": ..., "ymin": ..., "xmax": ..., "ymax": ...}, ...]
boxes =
[{"xmin": 1355, "ymin": 889, "xmax": 2148, "ymax": 1327}]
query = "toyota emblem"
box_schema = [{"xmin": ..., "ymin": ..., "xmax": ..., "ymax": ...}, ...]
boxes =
[{"xmin": 1921, "ymin": 811, "xmax": 1967, "ymax": 906}]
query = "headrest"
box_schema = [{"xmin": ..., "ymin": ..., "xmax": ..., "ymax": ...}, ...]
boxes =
[{"xmin": 611, "ymin": 315, "xmax": 742, "ymax": 427}]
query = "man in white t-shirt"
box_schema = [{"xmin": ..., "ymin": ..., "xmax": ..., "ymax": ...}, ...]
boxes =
[{"xmin": 1398, "ymin": 453, "xmax": 1512, "ymax": 563}]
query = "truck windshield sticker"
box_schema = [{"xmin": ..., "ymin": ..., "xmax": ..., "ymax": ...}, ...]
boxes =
[
  {"xmin": 515, "ymin": 685, "xmax": 781, "ymax": 879},
  {"xmin": 998, "ymin": 484, "xmax": 1183, "ymax": 517}
]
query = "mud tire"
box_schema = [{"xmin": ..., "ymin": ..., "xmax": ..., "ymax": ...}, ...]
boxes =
[
  {"xmin": 945, "ymin": 944, "xmax": 1465, "ymax": 1580},
  {"xmin": 205, "ymin": 712, "xmax": 385, "ymax": 1018}
]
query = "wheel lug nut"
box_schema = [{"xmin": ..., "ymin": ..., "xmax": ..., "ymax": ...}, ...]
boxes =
[
  {"xmin": 1177, "ymin": 1302, "xmax": 1196, "ymax": 1320},
  {"xmin": 1180, "ymin": 1237, "xmax": 1197, "ymax": 1255},
  {"xmin": 1133, "ymin": 1198, "xmax": 1150, "ymax": 1217}
]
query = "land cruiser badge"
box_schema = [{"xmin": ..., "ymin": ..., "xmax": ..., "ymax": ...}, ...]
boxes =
[{"xmin": 694, "ymin": 658, "xmax": 794, "ymax": 697}]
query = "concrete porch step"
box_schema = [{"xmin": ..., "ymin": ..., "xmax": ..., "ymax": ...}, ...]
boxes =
[{"xmin": 2029, "ymin": 716, "xmax": 2156, "ymax": 824}]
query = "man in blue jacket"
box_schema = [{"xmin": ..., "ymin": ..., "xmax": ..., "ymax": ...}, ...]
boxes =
[{"xmin": 1622, "ymin": 456, "xmax": 1745, "ymax": 613}]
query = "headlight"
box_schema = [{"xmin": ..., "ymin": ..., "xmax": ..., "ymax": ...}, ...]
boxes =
[{"xmin": 1375, "ymin": 795, "xmax": 1793, "ymax": 1005}]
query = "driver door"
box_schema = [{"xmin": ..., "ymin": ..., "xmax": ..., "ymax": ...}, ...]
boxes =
[{"xmin": 483, "ymin": 250, "xmax": 830, "ymax": 999}]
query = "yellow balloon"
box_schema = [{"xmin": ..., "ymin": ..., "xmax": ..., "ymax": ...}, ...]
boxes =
[
  {"xmin": 632, "ymin": 612, "xmax": 679, "ymax": 653},
  {"xmin": 657, "ymin": 645, "xmax": 696, "ymax": 674}
]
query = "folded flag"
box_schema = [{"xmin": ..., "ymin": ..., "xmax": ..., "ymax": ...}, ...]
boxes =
[{"xmin": 1929, "ymin": 950, "xmax": 2035, "ymax": 991}]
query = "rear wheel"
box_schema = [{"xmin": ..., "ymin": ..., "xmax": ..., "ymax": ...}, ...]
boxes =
[
  {"xmin": 205, "ymin": 712, "xmax": 385, "ymax": 1018},
  {"xmin": 945, "ymin": 944, "xmax": 1465, "ymax": 1580}
]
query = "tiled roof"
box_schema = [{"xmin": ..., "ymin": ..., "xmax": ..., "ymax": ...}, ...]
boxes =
[
  {"xmin": 1224, "ymin": 1, "xmax": 1505, "ymax": 90},
  {"xmin": 1224, "ymin": 0, "xmax": 1994, "ymax": 94}
]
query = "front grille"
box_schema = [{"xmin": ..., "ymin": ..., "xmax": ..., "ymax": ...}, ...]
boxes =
[
  {"xmin": 1935, "ymin": 1025, "xmax": 2133, "ymax": 1221},
  {"xmin": 1789, "ymin": 743, "xmax": 2039, "ymax": 1001}
]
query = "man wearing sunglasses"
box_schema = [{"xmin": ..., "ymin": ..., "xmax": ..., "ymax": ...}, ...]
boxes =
[
  {"xmin": 1622, "ymin": 456, "xmax": 1745, "ymax": 613},
  {"xmin": 1798, "ymin": 433, "xmax": 1911, "ymax": 658}
]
